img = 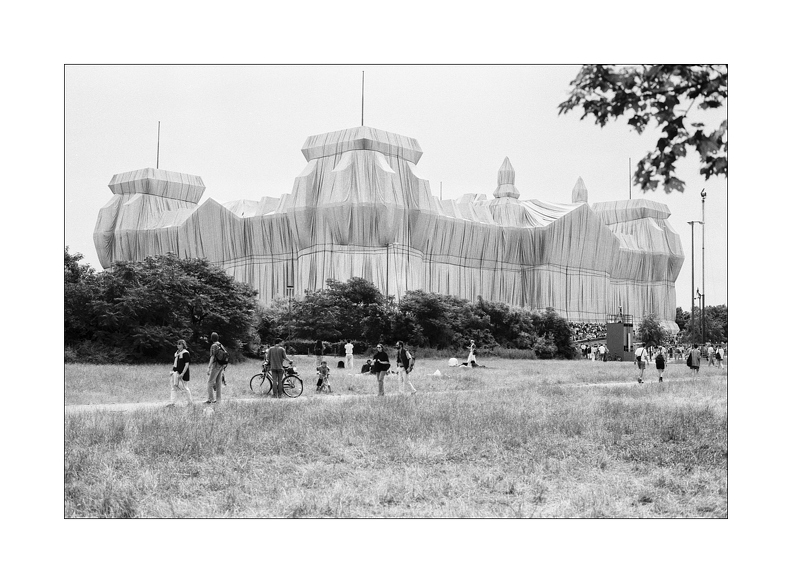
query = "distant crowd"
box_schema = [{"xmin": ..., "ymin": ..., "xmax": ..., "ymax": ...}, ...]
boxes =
[{"xmin": 570, "ymin": 322, "xmax": 607, "ymax": 341}]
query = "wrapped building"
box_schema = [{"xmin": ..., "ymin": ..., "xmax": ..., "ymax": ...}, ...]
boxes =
[{"xmin": 94, "ymin": 125, "xmax": 683, "ymax": 327}]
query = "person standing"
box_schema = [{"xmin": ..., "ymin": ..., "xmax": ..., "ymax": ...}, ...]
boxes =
[
  {"xmin": 635, "ymin": 344, "xmax": 649, "ymax": 383},
  {"xmin": 395, "ymin": 341, "xmax": 416, "ymax": 395},
  {"xmin": 689, "ymin": 344, "xmax": 701, "ymax": 376},
  {"xmin": 168, "ymin": 339, "xmax": 194, "ymax": 407},
  {"xmin": 655, "ymin": 345, "xmax": 666, "ymax": 383},
  {"xmin": 598, "ymin": 343, "xmax": 606, "ymax": 362},
  {"xmin": 206, "ymin": 332, "xmax": 226, "ymax": 404},
  {"xmin": 467, "ymin": 340, "xmax": 477, "ymax": 367},
  {"xmin": 707, "ymin": 344, "xmax": 715, "ymax": 366},
  {"xmin": 372, "ymin": 343, "xmax": 391, "ymax": 396},
  {"xmin": 716, "ymin": 344, "xmax": 725, "ymax": 368},
  {"xmin": 265, "ymin": 338, "xmax": 292, "ymax": 398},
  {"xmin": 344, "ymin": 339, "xmax": 355, "ymax": 371}
]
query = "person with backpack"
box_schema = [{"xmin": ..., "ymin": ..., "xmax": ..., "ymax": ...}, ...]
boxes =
[
  {"xmin": 635, "ymin": 344, "xmax": 649, "ymax": 384},
  {"xmin": 206, "ymin": 332, "xmax": 228, "ymax": 404},
  {"xmin": 655, "ymin": 345, "xmax": 666, "ymax": 383},
  {"xmin": 395, "ymin": 341, "xmax": 417, "ymax": 395}
]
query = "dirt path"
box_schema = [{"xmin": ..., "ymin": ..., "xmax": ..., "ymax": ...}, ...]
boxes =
[{"xmin": 64, "ymin": 377, "xmax": 704, "ymax": 415}]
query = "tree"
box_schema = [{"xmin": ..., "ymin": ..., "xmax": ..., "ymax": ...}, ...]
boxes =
[
  {"xmin": 65, "ymin": 247, "xmax": 100, "ymax": 342},
  {"xmin": 637, "ymin": 313, "xmax": 673, "ymax": 347},
  {"xmin": 529, "ymin": 308, "xmax": 575, "ymax": 359},
  {"xmin": 675, "ymin": 307, "xmax": 690, "ymax": 333},
  {"xmin": 64, "ymin": 251, "xmax": 259, "ymax": 362},
  {"xmin": 559, "ymin": 65, "xmax": 727, "ymax": 193}
]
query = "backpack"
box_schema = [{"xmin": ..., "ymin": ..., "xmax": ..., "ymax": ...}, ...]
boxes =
[
  {"xmin": 686, "ymin": 352, "xmax": 692, "ymax": 367},
  {"xmin": 215, "ymin": 343, "xmax": 229, "ymax": 365}
]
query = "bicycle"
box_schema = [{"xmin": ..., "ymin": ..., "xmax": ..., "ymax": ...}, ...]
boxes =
[
  {"xmin": 315, "ymin": 373, "xmax": 332, "ymax": 394},
  {"xmin": 249, "ymin": 364, "xmax": 304, "ymax": 398}
]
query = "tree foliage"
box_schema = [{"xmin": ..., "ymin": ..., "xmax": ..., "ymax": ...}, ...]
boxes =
[
  {"xmin": 64, "ymin": 249, "xmax": 258, "ymax": 362},
  {"xmin": 637, "ymin": 313, "xmax": 672, "ymax": 347},
  {"xmin": 259, "ymin": 281, "xmax": 575, "ymax": 359},
  {"xmin": 559, "ymin": 65, "xmax": 727, "ymax": 193}
]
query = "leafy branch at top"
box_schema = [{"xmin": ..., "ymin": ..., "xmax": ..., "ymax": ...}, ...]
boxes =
[{"xmin": 558, "ymin": 65, "xmax": 727, "ymax": 193}]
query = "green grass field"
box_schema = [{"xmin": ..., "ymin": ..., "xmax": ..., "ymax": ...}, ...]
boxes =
[{"xmin": 64, "ymin": 356, "xmax": 727, "ymax": 517}]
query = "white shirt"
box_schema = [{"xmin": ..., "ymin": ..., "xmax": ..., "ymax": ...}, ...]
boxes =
[{"xmin": 344, "ymin": 342, "xmax": 354, "ymax": 355}]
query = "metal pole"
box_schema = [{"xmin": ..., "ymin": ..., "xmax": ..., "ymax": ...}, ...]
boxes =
[
  {"xmin": 701, "ymin": 189, "xmax": 707, "ymax": 344},
  {"xmin": 361, "ymin": 71, "xmax": 365, "ymax": 126},
  {"xmin": 687, "ymin": 220, "xmax": 703, "ymax": 342},
  {"xmin": 687, "ymin": 221, "xmax": 695, "ymax": 340}
]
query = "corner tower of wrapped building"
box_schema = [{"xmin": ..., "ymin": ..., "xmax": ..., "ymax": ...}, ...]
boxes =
[{"xmin": 94, "ymin": 126, "xmax": 682, "ymax": 327}]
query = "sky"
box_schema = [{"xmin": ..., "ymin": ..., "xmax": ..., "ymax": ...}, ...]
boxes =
[{"xmin": 65, "ymin": 64, "xmax": 727, "ymax": 307}]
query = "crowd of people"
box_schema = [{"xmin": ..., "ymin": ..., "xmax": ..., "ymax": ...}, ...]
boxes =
[
  {"xmin": 570, "ymin": 322, "xmax": 607, "ymax": 342},
  {"xmin": 633, "ymin": 342, "xmax": 726, "ymax": 384},
  {"xmin": 165, "ymin": 333, "xmax": 727, "ymax": 406}
]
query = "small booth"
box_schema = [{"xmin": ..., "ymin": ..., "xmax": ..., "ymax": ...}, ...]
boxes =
[{"xmin": 606, "ymin": 313, "xmax": 634, "ymax": 361}]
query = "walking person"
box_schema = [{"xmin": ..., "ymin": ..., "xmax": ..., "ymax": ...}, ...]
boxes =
[
  {"xmin": 167, "ymin": 339, "xmax": 194, "ymax": 407},
  {"xmin": 314, "ymin": 339, "xmax": 324, "ymax": 367},
  {"xmin": 395, "ymin": 341, "xmax": 416, "ymax": 395},
  {"xmin": 372, "ymin": 343, "xmax": 391, "ymax": 396},
  {"xmin": 707, "ymin": 343, "xmax": 715, "ymax": 367},
  {"xmin": 635, "ymin": 343, "xmax": 649, "ymax": 383},
  {"xmin": 688, "ymin": 344, "xmax": 702, "ymax": 376},
  {"xmin": 655, "ymin": 345, "xmax": 666, "ymax": 383},
  {"xmin": 206, "ymin": 332, "xmax": 227, "ymax": 404},
  {"xmin": 344, "ymin": 339, "xmax": 355, "ymax": 371},
  {"xmin": 716, "ymin": 344, "xmax": 725, "ymax": 368},
  {"xmin": 265, "ymin": 338, "xmax": 292, "ymax": 398}
]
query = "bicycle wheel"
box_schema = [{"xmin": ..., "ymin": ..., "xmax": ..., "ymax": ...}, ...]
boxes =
[
  {"xmin": 249, "ymin": 373, "xmax": 272, "ymax": 396},
  {"xmin": 282, "ymin": 375, "xmax": 303, "ymax": 398}
]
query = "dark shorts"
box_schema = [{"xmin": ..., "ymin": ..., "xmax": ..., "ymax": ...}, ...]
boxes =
[
  {"xmin": 691, "ymin": 365, "xmax": 700, "ymax": 370},
  {"xmin": 637, "ymin": 361, "xmax": 646, "ymax": 369}
]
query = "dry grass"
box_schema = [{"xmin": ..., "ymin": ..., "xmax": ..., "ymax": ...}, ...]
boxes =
[{"xmin": 64, "ymin": 357, "xmax": 727, "ymax": 517}]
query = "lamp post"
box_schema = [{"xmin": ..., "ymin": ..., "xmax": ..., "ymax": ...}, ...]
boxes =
[
  {"xmin": 700, "ymin": 189, "xmax": 707, "ymax": 344},
  {"xmin": 696, "ymin": 288, "xmax": 703, "ymax": 343},
  {"xmin": 687, "ymin": 220, "xmax": 703, "ymax": 341}
]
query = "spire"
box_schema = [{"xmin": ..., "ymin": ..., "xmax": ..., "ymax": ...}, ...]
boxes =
[
  {"xmin": 572, "ymin": 176, "xmax": 588, "ymax": 203},
  {"xmin": 493, "ymin": 157, "xmax": 520, "ymax": 199}
]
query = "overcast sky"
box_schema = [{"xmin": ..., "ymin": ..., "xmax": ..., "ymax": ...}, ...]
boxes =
[{"xmin": 65, "ymin": 64, "xmax": 727, "ymax": 307}]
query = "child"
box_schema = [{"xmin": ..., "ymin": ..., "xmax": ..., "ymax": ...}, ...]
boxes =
[{"xmin": 316, "ymin": 360, "xmax": 331, "ymax": 392}]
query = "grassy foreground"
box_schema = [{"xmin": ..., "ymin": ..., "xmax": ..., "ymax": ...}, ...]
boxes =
[{"xmin": 64, "ymin": 357, "xmax": 727, "ymax": 517}]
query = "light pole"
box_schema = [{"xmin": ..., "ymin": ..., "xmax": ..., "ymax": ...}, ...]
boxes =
[
  {"xmin": 687, "ymin": 220, "xmax": 703, "ymax": 341},
  {"xmin": 696, "ymin": 288, "xmax": 703, "ymax": 342},
  {"xmin": 700, "ymin": 189, "xmax": 707, "ymax": 344}
]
